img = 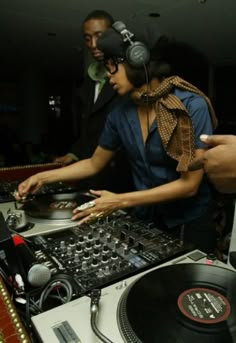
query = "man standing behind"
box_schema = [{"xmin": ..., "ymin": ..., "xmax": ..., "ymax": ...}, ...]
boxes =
[{"xmin": 54, "ymin": 10, "xmax": 133, "ymax": 192}]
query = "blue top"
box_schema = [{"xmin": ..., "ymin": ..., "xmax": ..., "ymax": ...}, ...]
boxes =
[{"xmin": 98, "ymin": 88, "xmax": 213, "ymax": 227}]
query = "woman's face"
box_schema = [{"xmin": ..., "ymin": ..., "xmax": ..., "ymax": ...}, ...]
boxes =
[{"xmin": 105, "ymin": 59, "xmax": 134, "ymax": 95}]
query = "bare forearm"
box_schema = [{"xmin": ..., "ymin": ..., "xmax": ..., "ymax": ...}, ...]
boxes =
[
  {"xmin": 117, "ymin": 175, "xmax": 201, "ymax": 210},
  {"xmin": 17, "ymin": 158, "xmax": 99, "ymax": 196},
  {"xmin": 36, "ymin": 158, "xmax": 98, "ymax": 185},
  {"xmin": 17, "ymin": 147, "xmax": 114, "ymax": 197}
]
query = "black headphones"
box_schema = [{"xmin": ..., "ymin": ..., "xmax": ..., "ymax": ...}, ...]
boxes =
[{"xmin": 112, "ymin": 21, "xmax": 150, "ymax": 68}]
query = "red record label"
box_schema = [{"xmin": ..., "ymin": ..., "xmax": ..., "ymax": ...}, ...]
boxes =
[{"xmin": 178, "ymin": 287, "xmax": 231, "ymax": 324}]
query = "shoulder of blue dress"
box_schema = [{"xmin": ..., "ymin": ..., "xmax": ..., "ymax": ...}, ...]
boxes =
[{"xmin": 173, "ymin": 87, "xmax": 200, "ymax": 100}]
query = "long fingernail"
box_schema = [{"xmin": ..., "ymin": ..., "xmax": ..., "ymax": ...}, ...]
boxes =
[{"xmin": 200, "ymin": 134, "xmax": 208, "ymax": 141}]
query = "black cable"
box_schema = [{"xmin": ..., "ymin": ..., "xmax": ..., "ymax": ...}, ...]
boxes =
[
  {"xmin": 143, "ymin": 63, "xmax": 151, "ymax": 132},
  {"xmin": 89, "ymin": 289, "xmax": 114, "ymax": 343},
  {"xmin": 25, "ymin": 287, "xmax": 43, "ymax": 326},
  {"xmin": 38, "ymin": 278, "xmax": 73, "ymax": 311}
]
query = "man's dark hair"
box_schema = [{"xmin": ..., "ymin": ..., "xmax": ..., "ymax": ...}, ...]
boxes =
[{"xmin": 83, "ymin": 10, "xmax": 114, "ymax": 26}]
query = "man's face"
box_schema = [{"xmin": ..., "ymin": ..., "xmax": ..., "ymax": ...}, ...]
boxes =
[{"xmin": 83, "ymin": 18, "xmax": 110, "ymax": 61}]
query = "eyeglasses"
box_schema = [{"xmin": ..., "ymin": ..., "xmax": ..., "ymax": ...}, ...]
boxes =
[{"xmin": 104, "ymin": 57, "xmax": 125, "ymax": 74}]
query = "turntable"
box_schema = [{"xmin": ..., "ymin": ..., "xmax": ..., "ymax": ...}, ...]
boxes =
[
  {"xmin": 31, "ymin": 250, "xmax": 236, "ymax": 343},
  {"xmin": 18, "ymin": 192, "xmax": 94, "ymax": 221},
  {"xmin": 118, "ymin": 263, "xmax": 236, "ymax": 342},
  {"xmin": 0, "ymin": 192, "xmax": 95, "ymax": 236}
]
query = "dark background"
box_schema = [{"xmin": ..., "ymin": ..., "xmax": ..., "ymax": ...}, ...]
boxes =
[{"xmin": 0, "ymin": 0, "xmax": 235, "ymax": 166}]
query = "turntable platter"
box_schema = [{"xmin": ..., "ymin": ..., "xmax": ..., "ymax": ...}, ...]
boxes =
[
  {"xmin": 117, "ymin": 263, "xmax": 236, "ymax": 342},
  {"xmin": 20, "ymin": 192, "xmax": 94, "ymax": 220}
]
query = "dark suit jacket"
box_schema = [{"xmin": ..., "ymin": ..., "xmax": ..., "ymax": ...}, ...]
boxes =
[{"xmin": 69, "ymin": 75, "xmax": 133, "ymax": 192}]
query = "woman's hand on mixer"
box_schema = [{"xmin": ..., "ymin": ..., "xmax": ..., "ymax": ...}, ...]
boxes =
[{"xmin": 72, "ymin": 189, "xmax": 123, "ymax": 224}]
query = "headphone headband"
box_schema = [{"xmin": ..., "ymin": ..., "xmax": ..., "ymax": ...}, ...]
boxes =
[{"xmin": 112, "ymin": 21, "xmax": 150, "ymax": 68}]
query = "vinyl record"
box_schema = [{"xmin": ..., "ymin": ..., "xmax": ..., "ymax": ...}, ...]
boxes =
[
  {"xmin": 20, "ymin": 192, "xmax": 94, "ymax": 220},
  {"xmin": 117, "ymin": 263, "xmax": 236, "ymax": 343}
]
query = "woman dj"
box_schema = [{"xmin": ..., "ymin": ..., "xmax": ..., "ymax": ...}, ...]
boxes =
[{"xmin": 16, "ymin": 18, "xmax": 218, "ymax": 252}]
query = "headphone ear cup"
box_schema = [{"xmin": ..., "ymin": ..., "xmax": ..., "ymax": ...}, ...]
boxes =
[{"xmin": 126, "ymin": 41, "xmax": 150, "ymax": 67}]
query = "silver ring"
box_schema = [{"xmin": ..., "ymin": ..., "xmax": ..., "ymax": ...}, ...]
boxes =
[
  {"xmin": 95, "ymin": 211, "xmax": 104, "ymax": 218},
  {"xmin": 76, "ymin": 200, "xmax": 96, "ymax": 211}
]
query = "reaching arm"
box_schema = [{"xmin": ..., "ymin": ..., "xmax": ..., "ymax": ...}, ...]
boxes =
[
  {"xmin": 17, "ymin": 147, "xmax": 115, "ymax": 197},
  {"xmin": 73, "ymin": 149, "xmax": 205, "ymax": 222}
]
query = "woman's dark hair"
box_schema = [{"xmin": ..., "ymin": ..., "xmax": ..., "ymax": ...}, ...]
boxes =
[
  {"xmin": 123, "ymin": 60, "xmax": 171, "ymax": 88},
  {"xmin": 124, "ymin": 37, "xmax": 209, "ymax": 91}
]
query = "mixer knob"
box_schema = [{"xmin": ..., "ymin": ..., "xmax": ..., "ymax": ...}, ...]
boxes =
[
  {"xmin": 60, "ymin": 241, "xmax": 66, "ymax": 251},
  {"xmin": 102, "ymin": 245, "xmax": 109, "ymax": 254},
  {"xmin": 92, "ymin": 258, "xmax": 98, "ymax": 267},
  {"xmin": 97, "ymin": 268, "xmax": 104, "ymax": 278},
  {"xmin": 105, "ymin": 234, "xmax": 112, "ymax": 243},
  {"xmin": 102, "ymin": 255, "xmax": 108, "ymax": 263},
  {"xmin": 69, "ymin": 237, "xmax": 76, "ymax": 249},
  {"xmin": 82, "ymin": 261, "xmax": 87, "ymax": 270},
  {"xmin": 93, "ymin": 248, "xmax": 100, "ymax": 257},
  {"xmin": 104, "ymin": 266, "xmax": 110, "ymax": 276},
  {"xmin": 111, "ymin": 251, "xmax": 118, "ymax": 260},
  {"xmin": 87, "ymin": 233, "xmax": 93, "ymax": 241},
  {"xmin": 67, "ymin": 246, "xmax": 73, "ymax": 256},
  {"xmin": 78, "ymin": 236, "xmax": 84, "ymax": 244},
  {"xmin": 95, "ymin": 239, "xmax": 101, "ymax": 247},
  {"xmin": 121, "ymin": 245, "xmax": 129, "ymax": 255},
  {"xmin": 99, "ymin": 229, "xmax": 105, "ymax": 238},
  {"xmin": 69, "ymin": 237, "xmax": 75, "ymax": 244},
  {"xmin": 114, "ymin": 240, "xmax": 120, "ymax": 249},
  {"xmin": 76, "ymin": 244, "xmax": 83, "ymax": 253},
  {"xmin": 83, "ymin": 251, "xmax": 90, "ymax": 260},
  {"xmin": 74, "ymin": 253, "xmax": 80, "ymax": 263},
  {"xmin": 85, "ymin": 242, "xmax": 92, "ymax": 250}
]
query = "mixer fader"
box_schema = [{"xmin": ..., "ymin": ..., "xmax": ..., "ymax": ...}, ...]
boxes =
[{"xmin": 29, "ymin": 212, "xmax": 190, "ymax": 297}]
